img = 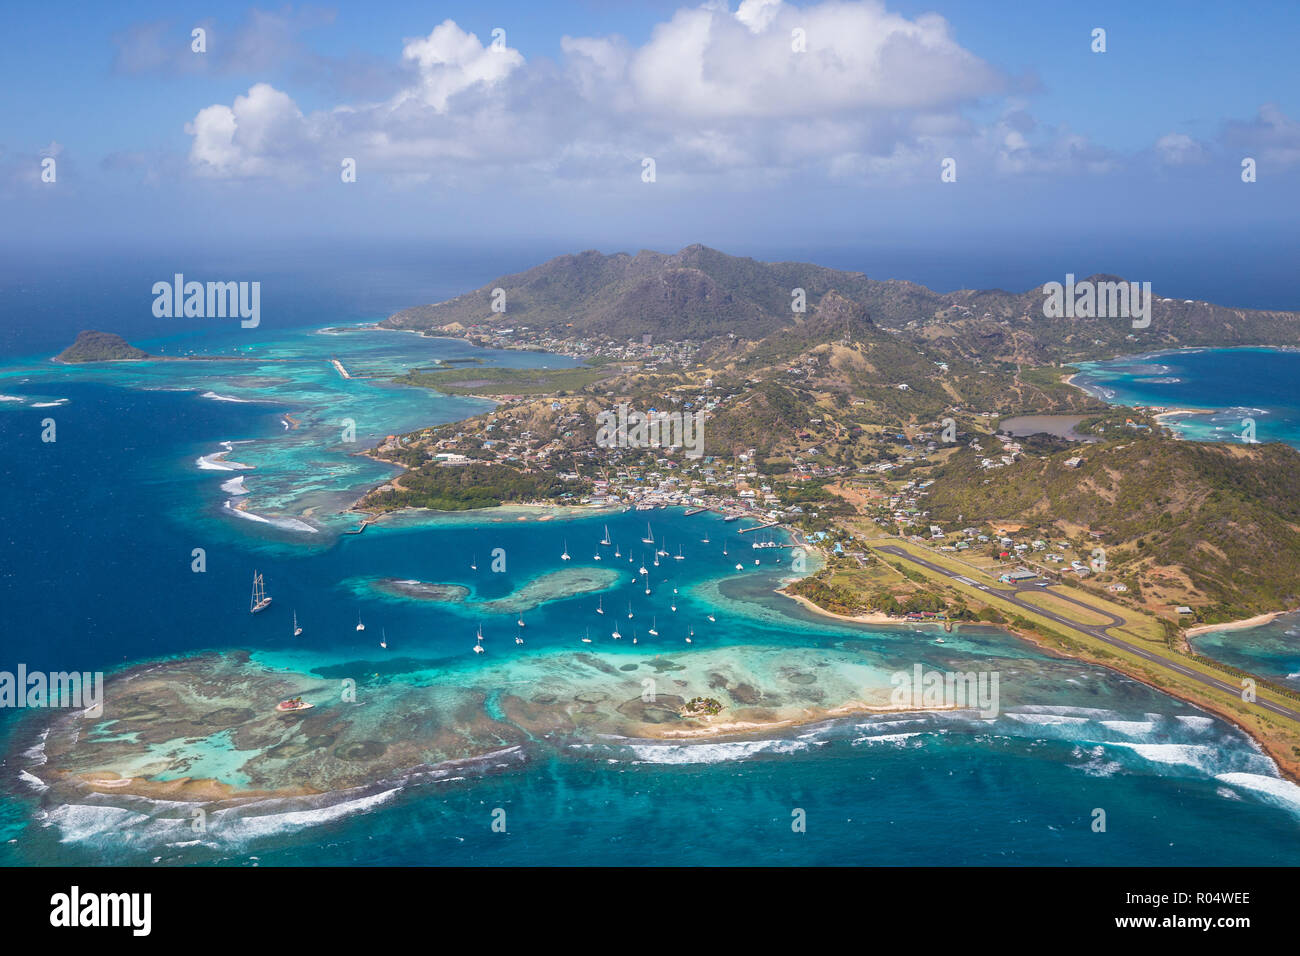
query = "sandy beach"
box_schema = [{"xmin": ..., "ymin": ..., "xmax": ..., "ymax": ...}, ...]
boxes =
[
  {"xmin": 1184, "ymin": 609, "xmax": 1296, "ymax": 637},
  {"xmin": 775, "ymin": 587, "xmax": 930, "ymax": 627}
]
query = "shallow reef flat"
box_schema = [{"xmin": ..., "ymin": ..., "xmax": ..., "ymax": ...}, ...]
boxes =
[
  {"xmin": 27, "ymin": 644, "xmax": 930, "ymax": 806},
  {"xmin": 367, "ymin": 567, "xmax": 624, "ymax": 612}
]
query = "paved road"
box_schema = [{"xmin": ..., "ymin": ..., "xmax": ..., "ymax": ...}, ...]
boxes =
[{"xmin": 876, "ymin": 544, "xmax": 1300, "ymax": 725}]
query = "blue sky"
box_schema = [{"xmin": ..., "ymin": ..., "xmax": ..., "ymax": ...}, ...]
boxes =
[{"xmin": 3, "ymin": 0, "xmax": 1298, "ymax": 297}]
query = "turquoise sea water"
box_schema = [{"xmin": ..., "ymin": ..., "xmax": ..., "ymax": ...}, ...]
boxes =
[
  {"xmin": 1072, "ymin": 347, "xmax": 1300, "ymax": 448},
  {"xmin": 1190, "ymin": 613, "xmax": 1300, "ymax": 690},
  {"xmin": 1, "ymin": 328, "xmax": 1299, "ymax": 865}
]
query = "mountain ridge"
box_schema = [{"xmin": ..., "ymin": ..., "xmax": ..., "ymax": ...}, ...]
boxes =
[{"xmin": 382, "ymin": 245, "xmax": 1300, "ymax": 363}]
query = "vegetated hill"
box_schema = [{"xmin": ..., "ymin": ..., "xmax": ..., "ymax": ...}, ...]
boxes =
[
  {"xmin": 55, "ymin": 331, "xmax": 151, "ymax": 363},
  {"xmin": 905, "ymin": 276, "xmax": 1300, "ymax": 365},
  {"xmin": 384, "ymin": 246, "xmax": 1300, "ymax": 361},
  {"xmin": 924, "ymin": 437, "xmax": 1300, "ymax": 618},
  {"xmin": 384, "ymin": 245, "xmax": 899, "ymax": 342}
]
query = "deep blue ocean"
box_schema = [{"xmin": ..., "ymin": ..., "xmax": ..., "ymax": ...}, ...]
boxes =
[{"xmin": 1, "ymin": 247, "xmax": 1299, "ymax": 866}]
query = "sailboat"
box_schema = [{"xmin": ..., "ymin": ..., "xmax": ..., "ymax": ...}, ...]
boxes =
[
  {"xmin": 632, "ymin": 628, "xmax": 638, "ymax": 645},
  {"xmin": 754, "ymin": 558, "xmax": 760, "ymax": 566},
  {"xmin": 701, "ymin": 535, "xmax": 710, "ymax": 544},
  {"xmin": 515, "ymin": 626, "xmax": 524, "ymax": 646},
  {"xmin": 671, "ymin": 603, "xmax": 677, "ymax": 612},
  {"xmin": 653, "ymin": 551, "xmax": 660, "ymax": 567},
  {"xmin": 518, "ymin": 613, "xmax": 525, "ymax": 628},
  {"xmin": 614, "ymin": 544, "xmax": 621, "ymax": 558},
  {"xmin": 722, "ymin": 541, "xmax": 728, "ymax": 556},
  {"xmin": 641, "ymin": 523, "xmax": 655, "ymax": 545},
  {"xmin": 596, "ymin": 597, "xmax": 604, "ymax": 615},
  {"xmin": 674, "ymin": 546, "xmax": 684, "ymax": 561},
  {"xmin": 639, "ymin": 562, "xmax": 648, "ymax": 575},
  {"xmin": 470, "ymin": 554, "xmax": 478, "ymax": 571},
  {"xmin": 561, "ymin": 540, "xmax": 571, "ymax": 561},
  {"xmin": 611, "ymin": 624, "xmax": 622, "ymax": 639},
  {"xmin": 250, "ymin": 571, "xmax": 272, "ymax": 614},
  {"xmin": 601, "ymin": 525, "xmax": 611, "ymax": 546},
  {"xmin": 648, "ymin": 616, "xmax": 659, "ymax": 637},
  {"xmin": 686, "ymin": 627, "xmax": 694, "ymax": 644},
  {"xmin": 593, "ymin": 548, "xmax": 601, "ymax": 561},
  {"xmin": 292, "ymin": 609, "xmax": 302, "ymax": 637},
  {"xmin": 582, "ymin": 628, "xmax": 592, "ymax": 644},
  {"xmin": 356, "ymin": 611, "xmax": 365, "ymax": 632},
  {"xmin": 380, "ymin": 628, "xmax": 387, "ymax": 650},
  {"xmin": 473, "ymin": 624, "xmax": 485, "ymax": 654},
  {"xmin": 627, "ymin": 602, "xmax": 634, "ymax": 619},
  {"xmin": 707, "ymin": 613, "xmax": 716, "ymax": 623},
  {"xmin": 735, "ymin": 563, "xmax": 744, "ymax": 571}
]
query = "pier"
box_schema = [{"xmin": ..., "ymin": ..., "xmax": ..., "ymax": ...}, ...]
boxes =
[{"xmin": 737, "ymin": 522, "xmax": 780, "ymax": 534}]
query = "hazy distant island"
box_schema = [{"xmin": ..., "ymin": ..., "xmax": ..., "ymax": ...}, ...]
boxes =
[
  {"xmin": 54, "ymin": 330, "xmax": 152, "ymax": 363},
  {"xmin": 53, "ymin": 329, "xmax": 283, "ymax": 365}
]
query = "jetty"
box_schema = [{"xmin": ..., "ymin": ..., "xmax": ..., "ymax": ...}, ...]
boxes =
[{"xmin": 738, "ymin": 522, "xmax": 780, "ymax": 534}]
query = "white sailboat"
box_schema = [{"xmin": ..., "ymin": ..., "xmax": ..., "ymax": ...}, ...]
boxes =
[
  {"xmin": 686, "ymin": 627, "xmax": 694, "ymax": 644},
  {"xmin": 515, "ymin": 626, "xmax": 524, "ymax": 646},
  {"xmin": 611, "ymin": 625, "xmax": 622, "ymax": 639},
  {"xmin": 380, "ymin": 628, "xmax": 387, "ymax": 650},
  {"xmin": 648, "ymin": 616, "xmax": 659, "ymax": 637},
  {"xmin": 473, "ymin": 624, "xmax": 485, "ymax": 654},
  {"xmin": 292, "ymin": 609, "xmax": 302, "ymax": 637},
  {"xmin": 470, "ymin": 554, "xmax": 478, "ymax": 571},
  {"xmin": 596, "ymin": 597, "xmax": 604, "ymax": 615},
  {"xmin": 735, "ymin": 563, "xmax": 744, "ymax": 571},
  {"xmin": 632, "ymin": 628, "xmax": 638, "ymax": 645},
  {"xmin": 582, "ymin": 628, "xmax": 592, "ymax": 644},
  {"xmin": 561, "ymin": 540, "xmax": 570, "ymax": 561},
  {"xmin": 627, "ymin": 602, "xmax": 634, "ymax": 619},
  {"xmin": 614, "ymin": 544, "xmax": 621, "ymax": 557},
  {"xmin": 250, "ymin": 571, "xmax": 271, "ymax": 614},
  {"xmin": 641, "ymin": 523, "xmax": 655, "ymax": 545},
  {"xmin": 356, "ymin": 611, "xmax": 365, "ymax": 632},
  {"xmin": 639, "ymin": 562, "xmax": 648, "ymax": 575},
  {"xmin": 601, "ymin": 525, "xmax": 611, "ymax": 546},
  {"xmin": 674, "ymin": 546, "xmax": 684, "ymax": 561},
  {"xmin": 722, "ymin": 541, "xmax": 728, "ymax": 556},
  {"xmin": 707, "ymin": 613, "xmax": 716, "ymax": 622},
  {"xmin": 518, "ymin": 613, "xmax": 525, "ymax": 628},
  {"xmin": 671, "ymin": 603, "xmax": 677, "ymax": 612}
]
